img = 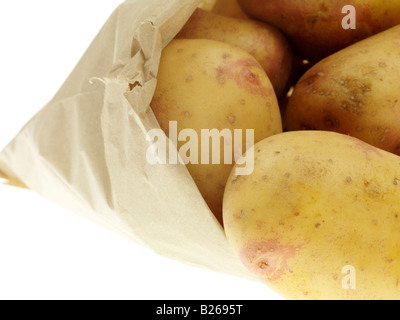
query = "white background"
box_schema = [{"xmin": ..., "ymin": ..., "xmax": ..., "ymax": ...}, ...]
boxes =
[{"xmin": 0, "ymin": 0, "xmax": 283, "ymax": 300}]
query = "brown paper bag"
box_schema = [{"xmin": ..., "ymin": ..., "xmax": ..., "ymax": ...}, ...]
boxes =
[{"xmin": 0, "ymin": 0, "xmax": 255, "ymax": 281}]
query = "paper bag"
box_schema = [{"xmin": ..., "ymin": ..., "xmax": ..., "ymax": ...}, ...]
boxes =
[{"xmin": 0, "ymin": 0, "xmax": 255, "ymax": 280}]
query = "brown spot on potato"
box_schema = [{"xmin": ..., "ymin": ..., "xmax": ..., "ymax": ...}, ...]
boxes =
[
  {"xmin": 323, "ymin": 111, "xmax": 340, "ymax": 129},
  {"xmin": 216, "ymin": 67, "xmax": 226, "ymax": 84},
  {"xmin": 300, "ymin": 159, "xmax": 328, "ymax": 179},
  {"xmin": 319, "ymin": 2, "xmax": 328, "ymax": 12},
  {"xmin": 361, "ymin": 66, "xmax": 377, "ymax": 77},
  {"xmin": 227, "ymin": 114, "xmax": 236, "ymax": 125},
  {"xmin": 364, "ymin": 180, "xmax": 382, "ymax": 197},
  {"xmin": 306, "ymin": 15, "xmax": 319, "ymax": 29},
  {"xmin": 302, "ymin": 73, "xmax": 320, "ymax": 86},
  {"xmin": 387, "ymin": 258, "xmax": 394, "ymax": 264},
  {"xmin": 335, "ymin": 77, "xmax": 372, "ymax": 117}
]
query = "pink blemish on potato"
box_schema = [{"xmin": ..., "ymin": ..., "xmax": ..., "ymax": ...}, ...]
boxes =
[
  {"xmin": 216, "ymin": 59, "xmax": 273, "ymax": 97},
  {"xmin": 346, "ymin": 135, "xmax": 383, "ymax": 158},
  {"xmin": 240, "ymin": 239, "xmax": 303, "ymax": 282}
]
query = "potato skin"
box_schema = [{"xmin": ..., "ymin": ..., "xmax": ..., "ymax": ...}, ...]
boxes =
[
  {"xmin": 199, "ymin": 0, "xmax": 249, "ymax": 19},
  {"xmin": 237, "ymin": 0, "xmax": 400, "ymax": 62},
  {"xmin": 223, "ymin": 131, "xmax": 400, "ymax": 300},
  {"xmin": 176, "ymin": 8, "xmax": 294, "ymax": 98},
  {"xmin": 151, "ymin": 39, "xmax": 282, "ymax": 225},
  {"xmin": 211, "ymin": 0, "xmax": 250, "ymax": 19},
  {"xmin": 286, "ymin": 25, "xmax": 400, "ymax": 156}
]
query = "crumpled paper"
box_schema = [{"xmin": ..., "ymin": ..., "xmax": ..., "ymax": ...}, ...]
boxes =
[{"xmin": 0, "ymin": 0, "xmax": 255, "ymax": 280}]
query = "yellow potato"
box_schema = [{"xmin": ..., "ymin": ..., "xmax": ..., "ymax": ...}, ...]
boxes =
[
  {"xmin": 237, "ymin": 0, "xmax": 400, "ymax": 62},
  {"xmin": 176, "ymin": 8, "xmax": 294, "ymax": 98},
  {"xmin": 151, "ymin": 39, "xmax": 282, "ymax": 225},
  {"xmin": 286, "ymin": 25, "xmax": 400, "ymax": 156},
  {"xmin": 224, "ymin": 130, "xmax": 400, "ymax": 300}
]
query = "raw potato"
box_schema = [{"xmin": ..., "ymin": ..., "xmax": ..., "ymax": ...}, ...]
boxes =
[
  {"xmin": 237, "ymin": 0, "xmax": 400, "ymax": 62},
  {"xmin": 223, "ymin": 131, "xmax": 400, "ymax": 300},
  {"xmin": 176, "ymin": 8, "xmax": 294, "ymax": 98},
  {"xmin": 286, "ymin": 25, "xmax": 400, "ymax": 156},
  {"xmin": 211, "ymin": 0, "xmax": 250, "ymax": 19},
  {"xmin": 151, "ymin": 39, "xmax": 282, "ymax": 225},
  {"xmin": 199, "ymin": 0, "xmax": 249, "ymax": 19}
]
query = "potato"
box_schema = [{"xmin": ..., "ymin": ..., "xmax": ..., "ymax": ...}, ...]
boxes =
[
  {"xmin": 151, "ymin": 39, "xmax": 282, "ymax": 224},
  {"xmin": 211, "ymin": 0, "xmax": 250, "ymax": 19},
  {"xmin": 237, "ymin": 0, "xmax": 400, "ymax": 62},
  {"xmin": 199, "ymin": 0, "xmax": 249, "ymax": 19},
  {"xmin": 285, "ymin": 25, "xmax": 400, "ymax": 156},
  {"xmin": 223, "ymin": 130, "xmax": 400, "ymax": 300},
  {"xmin": 176, "ymin": 8, "xmax": 294, "ymax": 98}
]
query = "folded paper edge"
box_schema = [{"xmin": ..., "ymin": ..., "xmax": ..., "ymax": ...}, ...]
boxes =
[{"xmin": 0, "ymin": 170, "xmax": 28, "ymax": 189}]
